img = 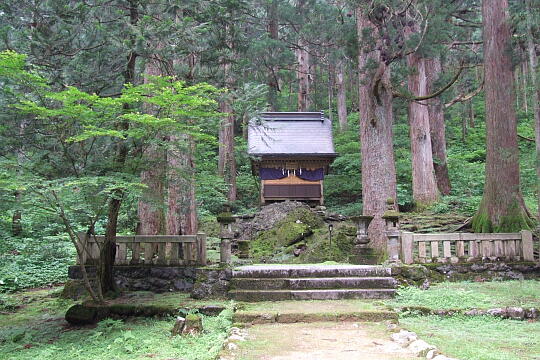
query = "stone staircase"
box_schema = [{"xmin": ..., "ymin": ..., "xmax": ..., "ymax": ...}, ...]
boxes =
[{"xmin": 229, "ymin": 265, "xmax": 396, "ymax": 302}]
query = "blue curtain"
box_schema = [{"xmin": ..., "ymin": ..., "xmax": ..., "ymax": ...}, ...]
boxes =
[{"xmin": 260, "ymin": 167, "xmax": 324, "ymax": 181}]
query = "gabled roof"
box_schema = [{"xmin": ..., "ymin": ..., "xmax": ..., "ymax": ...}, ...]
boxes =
[{"xmin": 248, "ymin": 112, "xmax": 337, "ymax": 157}]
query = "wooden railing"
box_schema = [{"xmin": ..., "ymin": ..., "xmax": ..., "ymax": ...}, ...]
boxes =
[
  {"xmin": 76, "ymin": 233, "xmax": 207, "ymax": 266},
  {"xmin": 400, "ymin": 230, "xmax": 534, "ymax": 264}
]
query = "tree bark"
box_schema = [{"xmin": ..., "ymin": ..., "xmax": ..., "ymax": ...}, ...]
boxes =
[
  {"xmin": 357, "ymin": 8, "xmax": 398, "ymax": 252},
  {"xmin": 525, "ymin": 0, "xmax": 540, "ymax": 220},
  {"xmin": 406, "ymin": 40, "xmax": 439, "ymax": 207},
  {"xmin": 218, "ymin": 100, "xmax": 237, "ymax": 203},
  {"xmin": 166, "ymin": 9, "xmax": 199, "ymax": 236},
  {"xmin": 138, "ymin": 50, "xmax": 166, "ymax": 236},
  {"xmin": 218, "ymin": 26, "xmax": 237, "ymax": 203},
  {"xmin": 166, "ymin": 134, "xmax": 198, "ymax": 235},
  {"xmin": 426, "ymin": 57, "xmax": 451, "ymax": 195},
  {"xmin": 336, "ymin": 60, "xmax": 348, "ymax": 131},
  {"xmin": 472, "ymin": 0, "xmax": 533, "ymax": 232},
  {"xmin": 267, "ymin": 0, "xmax": 280, "ymax": 111},
  {"xmin": 296, "ymin": 39, "xmax": 311, "ymax": 111}
]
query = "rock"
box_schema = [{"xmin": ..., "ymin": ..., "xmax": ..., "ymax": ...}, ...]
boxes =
[
  {"xmin": 182, "ymin": 314, "xmax": 203, "ymax": 335},
  {"xmin": 226, "ymin": 342, "xmax": 238, "ymax": 351},
  {"xmin": 525, "ymin": 308, "xmax": 538, "ymax": 319},
  {"xmin": 65, "ymin": 304, "xmax": 108, "ymax": 325},
  {"xmin": 391, "ymin": 330, "xmax": 418, "ymax": 346},
  {"xmin": 171, "ymin": 316, "xmax": 186, "ymax": 336},
  {"xmin": 506, "ymin": 307, "xmax": 525, "ymax": 320},
  {"xmin": 426, "ymin": 349, "xmax": 439, "ymax": 359},
  {"xmin": 198, "ymin": 305, "xmax": 226, "ymax": 316},
  {"xmin": 408, "ymin": 339, "xmax": 436, "ymax": 357},
  {"xmin": 228, "ymin": 334, "xmax": 246, "ymax": 342},
  {"xmin": 487, "ymin": 308, "xmax": 507, "ymax": 318},
  {"xmin": 465, "ymin": 309, "xmax": 485, "ymax": 316},
  {"xmin": 61, "ymin": 280, "xmax": 93, "ymax": 300}
]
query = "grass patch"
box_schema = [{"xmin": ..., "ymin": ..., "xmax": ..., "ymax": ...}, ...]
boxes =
[
  {"xmin": 387, "ymin": 280, "xmax": 540, "ymax": 310},
  {"xmin": 239, "ymin": 299, "xmax": 384, "ymax": 313},
  {"xmin": 401, "ymin": 315, "xmax": 540, "ymax": 360}
]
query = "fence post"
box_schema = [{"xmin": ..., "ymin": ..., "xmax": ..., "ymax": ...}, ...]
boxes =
[
  {"xmin": 401, "ymin": 231, "xmax": 414, "ymax": 264},
  {"xmin": 521, "ymin": 230, "xmax": 534, "ymax": 261},
  {"xmin": 197, "ymin": 232, "xmax": 207, "ymax": 266}
]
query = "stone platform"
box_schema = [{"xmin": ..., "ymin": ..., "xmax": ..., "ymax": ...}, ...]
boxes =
[{"xmin": 229, "ymin": 264, "xmax": 397, "ymax": 301}]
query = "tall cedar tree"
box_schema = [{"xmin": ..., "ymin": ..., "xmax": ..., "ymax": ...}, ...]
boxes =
[
  {"xmin": 472, "ymin": 0, "xmax": 533, "ymax": 232},
  {"xmin": 356, "ymin": 7, "xmax": 398, "ymax": 251}
]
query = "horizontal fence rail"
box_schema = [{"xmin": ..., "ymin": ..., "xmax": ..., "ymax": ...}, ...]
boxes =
[
  {"xmin": 76, "ymin": 233, "xmax": 207, "ymax": 266},
  {"xmin": 400, "ymin": 230, "xmax": 534, "ymax": 264}
]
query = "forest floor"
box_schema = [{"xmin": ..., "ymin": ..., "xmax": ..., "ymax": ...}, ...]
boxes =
[{"xmin": 1, "ymin": 281, "xmax": 539, "ymax": 360}]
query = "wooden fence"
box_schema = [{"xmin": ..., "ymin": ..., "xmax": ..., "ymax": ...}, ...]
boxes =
[
  {"xmin": 400, "ymin": 230, "xmax": 534, "ymax": 264},
  {"xmin": 76, "ymin": 233, "xmax": 207, "ymax": 266}
]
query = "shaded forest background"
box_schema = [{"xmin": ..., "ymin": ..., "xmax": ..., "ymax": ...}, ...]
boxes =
[{"xmin": 0, "ymin": 0, "xmax": 538, "ymax": 292}]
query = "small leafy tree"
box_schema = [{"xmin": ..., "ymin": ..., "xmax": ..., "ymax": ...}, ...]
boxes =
[{"xmin": 0, "ymin": 50, "xmax": 221, "ymax": 301}]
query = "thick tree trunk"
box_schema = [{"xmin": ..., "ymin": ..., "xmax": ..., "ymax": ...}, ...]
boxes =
[
  {"xmin": 166, "ymin": 135, "xmax": 198, "ymax": 235},
  {"xmin": 425, "ymin": 57, "xmax": 451, "ymax": 196},
  {"xmin": 525, "ymin": 0, "xmax": 540, "ymax": 220},
  {"xmin": 336, "ymin": 61, "xmax": 348, "ymax": 131},
  {"xmin": 267, "ymin": 0, "xmax": 279, "ymax": 111},
  {"xmin": 472, "ymin": 0, "xmax": 533, "ymax": 232},
  {"xmin": 296, "ymin": 39, "xmax": 311, "ymax": 111},
  {"xmin": 357, "ymin": 8, "xmax": 398, "ymax": 252},
  {"xmin": 407, "ymin": 50, "xmax": 439, "ymax": 207},
  {"xmin": 138, "ymin": 50, "xmax": 166, "ymax": 235},
  {"xmin": 218, "ymin": 100, "xmax": 237, "ymax": 203}
]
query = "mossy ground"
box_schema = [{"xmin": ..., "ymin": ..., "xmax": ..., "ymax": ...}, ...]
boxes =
[
  {"xmin": 386, "ymin": 280, "xmax": 540, "ymax": 311},
  {"xmin": 0, "ymin": 287, "xmax": 233, "ymax": 360},
  {"xmin": 401, "ymin": 315, "xmax": 540, "ymax": 360}
]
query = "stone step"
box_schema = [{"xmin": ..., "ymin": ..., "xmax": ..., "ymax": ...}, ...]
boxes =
[
  {"xmin": 229, "ymin": 288, "xmax": 396, "ymax": 302},
  {"xmin": 232, "ymin": 265, "xmax": 391, "ymax": 279},
  {"xmin": 231, "ymin": 277, "xmax": 397, "ymax": 290}
]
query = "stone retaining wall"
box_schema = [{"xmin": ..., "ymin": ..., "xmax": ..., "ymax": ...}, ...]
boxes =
[
  {"xmin": 67, "ymin": 265, "xmax": 231, "ymax": 297},
  {"xmin": 393, "ymin": 262, "xmax": 540, "ymax": 287}
]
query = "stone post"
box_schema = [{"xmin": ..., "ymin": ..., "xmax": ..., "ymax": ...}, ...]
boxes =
[
  {"xmin": 217, "ymin": 206, "xmax": 235, "ymax": 265},
  {"xmin": 350, "ymin": 215, "xmax": 376, "ymax": 264},
  {"xmin": 382, "ymin": 210, "xmax": 401, "ymax": 264}
]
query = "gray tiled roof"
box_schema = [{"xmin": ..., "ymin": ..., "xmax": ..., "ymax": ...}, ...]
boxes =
[{"xmin": 248, "ymin": 112, "xmax": 337, "ymax": 156}]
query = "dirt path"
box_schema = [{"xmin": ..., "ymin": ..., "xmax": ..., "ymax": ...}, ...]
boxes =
[{"xmin": 231, "ymin": 322, "xmax": 417, "ymax": 360}]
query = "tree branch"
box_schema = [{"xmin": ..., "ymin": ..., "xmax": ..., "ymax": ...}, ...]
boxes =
[
  {"xmin": 518, "ymin": 134, "xmax": 535, "ymax": 142},
  {"xmin": 394, "ymin": 63, "xmax": 464, "ymax": 101},
  {"xmin": 444, "ymin": 78, "xmax": 485, "ymax": 108}
]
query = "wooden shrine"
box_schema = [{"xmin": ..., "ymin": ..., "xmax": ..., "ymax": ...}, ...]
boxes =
[{"xmin": 248, "ymin": 112, "xmax": 337, "ymax": 205}]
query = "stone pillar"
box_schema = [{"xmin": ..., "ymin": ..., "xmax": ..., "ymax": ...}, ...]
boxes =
[
  {"xmin": 350, "ymin": 215, "xmax": 376, "ymax": 264},
  {"xmin": 217, "ymin": 207, "xmax": 235, "ymax": 266},
  {"xmin": 382, "ymin": 210, "xmax": 401, "ymax": 263}
]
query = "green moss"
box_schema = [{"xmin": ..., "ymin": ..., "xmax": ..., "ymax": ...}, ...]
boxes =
[
  {"xmin": 186, "ymin": 313, "xmax": 200, "ymax": 321},
  {"xmin": 250, "ymin": 208, "xmax": 323, "ymax": 260},
  {"xmin": 472, "ymin": 199, "xmax": 535, "ymax": 233}
]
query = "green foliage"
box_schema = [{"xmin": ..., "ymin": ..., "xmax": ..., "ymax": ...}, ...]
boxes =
[{"xmin": 0, "ymin": 236, "xmax": 74, "ymax": 292}]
